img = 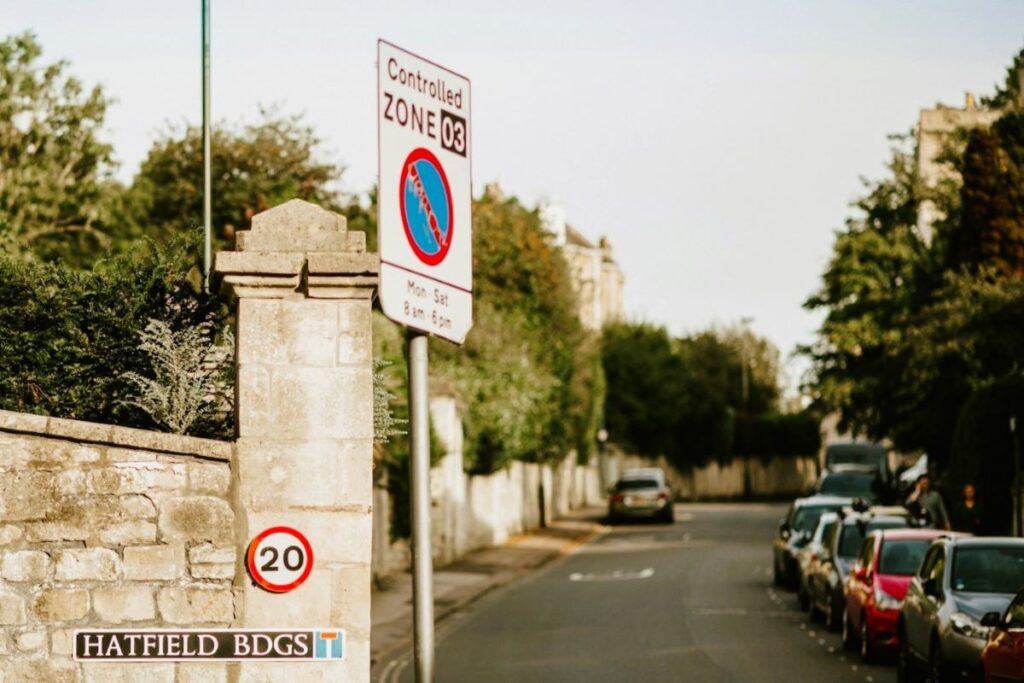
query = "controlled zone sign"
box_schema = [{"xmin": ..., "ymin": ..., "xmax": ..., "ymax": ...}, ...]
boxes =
[
  {"xmin": 245, "ymin": 526, "xmax": 314, "ymax": 594},
  {"xmin": 378, "ymin": 40, "xmax": 472, "ymax": 344}
]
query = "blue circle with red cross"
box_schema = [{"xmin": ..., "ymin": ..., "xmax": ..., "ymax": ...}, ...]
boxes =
[{"xmin": 399, "ymin": 148, "xmax": 453, "ymax": 266}]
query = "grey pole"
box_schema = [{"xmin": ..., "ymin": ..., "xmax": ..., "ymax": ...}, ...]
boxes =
[
  {"xmin": 408, "ymin": 332, "xmax": 434, "ymax": 682},
  {"xmin": 201, "ymin": 0, "xmax": 212, "ymax": 292}
]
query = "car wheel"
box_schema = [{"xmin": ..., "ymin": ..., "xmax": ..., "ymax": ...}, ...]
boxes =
[
  {"xmin": 897, "ymin": 626, "xmax": 922, "ymax": 683},
  {"xmin": 772, "ymin": 561, "xmax": 784, "ymax": 587},
  {"xmin": 841, "ymin": 608, "xmax": 856, "ymax": 650},
  {"xmin": 929, "ymin": 638, "xmax": 949, "ymax": 683},
  {"xmin": 860, "ymin": 614, "xmax": 874, "ymax": 664},
  {"xmin": 798, "ymin": 586, "xmax": 810, "ymax": 612},
  {"xmin": 660, "ymin": 505, "xmax": 674, "ymax": 524}
]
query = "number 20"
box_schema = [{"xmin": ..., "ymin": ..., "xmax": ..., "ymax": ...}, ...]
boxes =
[{"xmin": 260, "ymin": 545, "xmax": 304, "ymax": 572}]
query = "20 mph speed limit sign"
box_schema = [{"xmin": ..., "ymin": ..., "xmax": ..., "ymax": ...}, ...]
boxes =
[
  {"xmin": 377, "ymin": 40, "xmax": 472, "ymax": 344},
  {"xmin": 246, "ymin": 527, "xmax": 314, "ymax": 594}
]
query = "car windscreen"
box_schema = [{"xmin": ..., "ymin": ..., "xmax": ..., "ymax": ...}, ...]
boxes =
[
  {"xmin": 878, "ymin": 539, "xmax": 931, "ymax": 575},
  {"xmin": 952, "ymin": 546, "xmax": 1024, "ymax": 593},
  {"xmin": 838, "ymin": 520, "xmax": 909, "ymax": 558},
  {"xmin": 791, "ymin": 506, "xmax": 835, "ymax": 535},
  {"xmin": 616, "ymin": 479, "xmax": 660, "ymax": 491},
  {"xmin": 819, "ymin": 472, "xmax": 876, "ymax": 498},
  {"xmin": 826, "ymin": 445, "xmax": 886, "ymax": 469}
]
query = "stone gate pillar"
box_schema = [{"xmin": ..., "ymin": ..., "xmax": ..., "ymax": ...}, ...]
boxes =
[{"xmin": 215, "ymin": 199, "xmax": 378, "ymax": 681}]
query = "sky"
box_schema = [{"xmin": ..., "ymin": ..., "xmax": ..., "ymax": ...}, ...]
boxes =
[{"xmin": 4, "ymin": 0, "xmax": 1024, "ymax": 391}]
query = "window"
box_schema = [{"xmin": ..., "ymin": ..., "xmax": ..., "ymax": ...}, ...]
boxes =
[
  {"xmin": 952, "ymin": 546, "xmax": 1024, "ymax": 594},
  {"xmin": 859, "ymin": 536, "xmax": 876, "ymax": 568},
  {"xmin": 616, "ymin": 479, "xmax": 660, "ymax": 491},
  {"xmin": 1005, "ymin": 593, "xmax": 1024, "ymax": 628},
  {"xmin": 878, "ymin": 539, "xmax": 931, "ymax": 576},
  {"xmin": 918, "ymin": 546, "xmax": 941, "ymax": 580}
]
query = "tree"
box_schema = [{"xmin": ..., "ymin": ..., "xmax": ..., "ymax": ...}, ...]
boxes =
[
  {"xmin": 950, "ymin": 116, "xmax": 1024, "ymax": 278},
  {"xmin": 0, "ymin": 32, "xmax": 124, "ymax": 265},
  {"xmin": 127, "ymin": 109, "xmax": 343, "ymax": 251},
  {"xmin": 982, "ymin": 47, "xmax": 1023, "ymax": 109}
]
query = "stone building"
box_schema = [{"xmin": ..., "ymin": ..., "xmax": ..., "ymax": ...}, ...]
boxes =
[
  {"xmin": 540, "ymin": 204, "xmax": 625, "ymax": 330},
  {"xmin": 915, "ymin": 92, "xmax": 1002, "ymax": 245}
]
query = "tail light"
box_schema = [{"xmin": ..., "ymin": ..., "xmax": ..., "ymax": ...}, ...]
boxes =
[
  {"xmin": 611, "ymin": 493, "xmax": 624, "ymax": 503},
  {"xmin": 658, "ymin": 491, "xmax": 669, "ymax": 500}
]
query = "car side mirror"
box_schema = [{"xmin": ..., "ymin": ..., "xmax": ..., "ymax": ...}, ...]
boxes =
[{"xmin": 981, "ymin": 612, "xmax": 1002, "ymax": 629}]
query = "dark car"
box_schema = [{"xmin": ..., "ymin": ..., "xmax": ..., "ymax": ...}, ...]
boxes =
[
  {"xmin": 981, "ymin": 587, "xmax": 1024, "ymax": 683},
  {"xmin": 826, "ymin": 442, "xmax": 890, "ymax": 480},
  {"xmin": 899, "ymin": 537, "xmax": 1024, "ymax": 683},
  {"xmin": 816, "ymin": 464, "xmax": 885, "ymax": 503},
  {"xmin": 806, "ymin": 509, "xmax": 911, "ymax": 631},
  {"xmin": 773, "ymin": 495, "xmax": 851, "ymax": 589}
]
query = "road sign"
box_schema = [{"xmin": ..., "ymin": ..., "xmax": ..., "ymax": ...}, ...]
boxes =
[
  {"xmin": 246, "ymin": 527, "xmax": 314, "ymax": 594},
  {"xmin": 378, "ymin": 40, "xmax": 472, "ymax": 344}
]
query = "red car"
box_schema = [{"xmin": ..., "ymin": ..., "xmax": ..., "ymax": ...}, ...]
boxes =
[
  {"xmin": 982, "ymin": 588, "xmax": 1024, "ymax": 683},
  {"xmin": 843, "ymin": 529, "xmax": 964, "ymax": 662}
]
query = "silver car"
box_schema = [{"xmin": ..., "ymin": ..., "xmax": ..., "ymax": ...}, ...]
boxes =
[
  {"xmin": 608, "ymin": 468, "xmax": 673, "ymax": 523},
  {"xmin": 898, "ymin": 536, "xmax": 1024, "ymax": 683}
]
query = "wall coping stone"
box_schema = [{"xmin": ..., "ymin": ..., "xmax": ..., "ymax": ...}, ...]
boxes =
[{"xmin": 0, "ymin": 409, "xmax": 231, "ymax": 462}]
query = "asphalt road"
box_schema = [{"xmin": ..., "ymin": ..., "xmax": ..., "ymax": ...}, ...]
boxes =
[{"xmin": 384, "ymin": 504, "xmax": 895, "ymax": 682}]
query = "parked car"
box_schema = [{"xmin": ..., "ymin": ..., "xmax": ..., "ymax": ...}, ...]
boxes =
[
  {"xmin": 981, "ymin": 587, "xmax": 1024, "ymax": 683},
  {"xmin": 797, "ymin": 512, "xmax": 840, "ymax": 612},
  {"xmin": 773, "ymin": 495, "xmax": 851, "ymax": 588},
  {"xmin": 607, "ymin": 468, "xmax": 673, "ymax": 523},
  {"xmin": 898, "ymin": 537, "xmax": 1024, "ymax": 683},
  {"xmin": 816, "ymin": 464, "xmax": 885, "ymax": 503},
  {"xmin": 843, "ymin": 528, "xmax": 960, "ymax": 663},
  {"xmin": 806, "ymin": 508, "xmax": 911, "ymax": 631}
]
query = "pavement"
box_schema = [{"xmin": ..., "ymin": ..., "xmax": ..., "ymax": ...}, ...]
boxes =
[
  {"xmin": 375, "ymin": 503, "xmax": 900, "ymax": 683},
  {"xmin": 370, "ymin": 507, "xmax": 606, "ymax": 679}
]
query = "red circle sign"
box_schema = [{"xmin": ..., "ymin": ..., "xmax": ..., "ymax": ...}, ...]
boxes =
[
  {"xmin": 399, "ymin": 147, "xmax": 454, "ymax": 266},
  {"xmin": 245, "ymin": 526, "xmax": 314, "ymax": 593}
]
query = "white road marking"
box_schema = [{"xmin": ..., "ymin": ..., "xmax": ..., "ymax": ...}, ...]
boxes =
[{"xmin": 568, "ymin": 567, "xmax": 655, "ymax": 582}]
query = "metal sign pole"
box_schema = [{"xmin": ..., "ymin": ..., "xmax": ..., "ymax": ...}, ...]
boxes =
[
  {"xmin": 408, "ymin": 331, "xmax": 434, "ymax": 682},
  {"xmin": 201, "ymin": 0, "xmax": 212, "ymax": 293},
  {"xmin": 1013, "ymin": 417, "xmax": 1021, "ymax": 537}
]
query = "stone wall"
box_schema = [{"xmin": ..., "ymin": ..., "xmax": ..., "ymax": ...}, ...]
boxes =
[
  {"xmin": 613, "ymin": 452, "xmax": 818, "ymax": 501},
  {"xmin": 0, "ymin": 409, "xmax": 235, "ymax": 682},
  {"xmin": 371, "ymin": 393, "xmax": 604, "ymax": 578}
]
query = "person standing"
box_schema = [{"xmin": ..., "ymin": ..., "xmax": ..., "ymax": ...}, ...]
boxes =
[
  {"xmin": 951, "ymin": 483, "xmax": 984, "ymax": 535},
  {"xmin": 906, "ymin": 474, "xmax": 951, "ymax": 530}
]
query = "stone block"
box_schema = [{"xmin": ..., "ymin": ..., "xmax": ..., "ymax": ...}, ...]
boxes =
[
  {"xmin": 106, "ymin": 448, "xmax": 157, "ymax": 463},
  {"xmin": 0, "ymin": 409, "xmax": 48, "ymax": 433},
  {"xmin": 157, "ymin": 497, "xmax": 233, "ymax": 544},
  {"xmin": 330, "ymin": 564, "xmax": 372, "ymax": 639},
  {"xmin": 51, "ymin": 629, "xmax": 75, "ymax": 656},
  {"xmin": 6, "ymin": 657, "xmax": 77, "ymax": 683},
  {"xmin": 47, "ymin": 416, "xmax": 113, "ymax": 442},
  {"xmin": 120, "ymin": 495, "xmax": 158, "ymax": 519},
  {"xmin": 0, "ymin": 471, "xmax": 57, "ymax": 521},
  {"xmin": 0, "ymin": 590, "xmax": 27, "ymax": 625},
  {"xmin": 54, "ymin": 469, "xmax": 86, "ymax": 496},
  {"xmin": 54, "ymin": 548, "xmax": 120, "ymax": 581},
  {"xmin": 188, "ymin": 544, "xmax": 236, "ymax": 581},
  {"xmin": 178, "ymin": 663, "xmax": 228, "ymax": 683},
  {"xmin": 33, "ymin": 588, "xmax": 89, "ymax": 621},
  {"xmin": 15, "ymin": 629, "xmax": 46, "ymax": 652},
  {"xmin": 236, "ymin": 440, "xmax": 373, "ymax": 510},
  {"xmin": 98, "ymin": 521, "xmax": 157, "ymax": 546},
  {"xmin": 87, "ymin": 463, "xmax": 186, "ymax": 495},
  {"xmin": 25, "ymin": 521, "xmax": 90, "ymax": 543},
  {"xmin": 237, "ymin": 299, "xmax": 338, "ymax": 367},
  {"xmin": 243, "ymin": 568, "xmax": 331, "ymax": 627},
  {"xmin": 123, "ymin": 544, "xmax": 185, "ymax": 581},
  {"xmin": 157, "ymin": 587, "xmax": 234, "ymax": 624},
  {"xmin": 92, "ymin": 586, "xmax": 155, "ymax": 623},
  {"xmin": 0, "ymin": 525, "xmax": 22, "ymax": 546},
  {"xmin": 187, "ymin": 462, "xmax": 231, "ymax": 495},
  {"xmin": 1, "ymin": 550, "xmax": 51, "ymax": 582},
  {"xmin": 81, "ymin": 662, "xmax": 175, "ymax": 683}
]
